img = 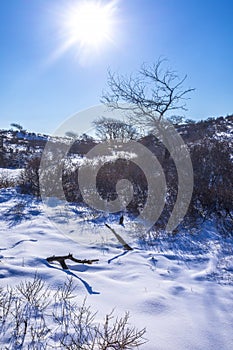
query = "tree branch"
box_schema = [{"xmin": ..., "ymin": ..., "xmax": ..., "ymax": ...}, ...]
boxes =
[
  {"xmin": 105, "ymin": 224, "xmax": 133, "ymax": 251},
  {"xmin": 46, "ymin": 254, "xmax": 99, "ymax": 270},
  {"xmin": 102, "ymin": 58, "xmax": 195, "ymax": 127}
]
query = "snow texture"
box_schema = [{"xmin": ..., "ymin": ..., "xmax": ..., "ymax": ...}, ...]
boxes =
[{"xmin": 0, "ymin": 188, "xmax": 233, "ymax": 349}]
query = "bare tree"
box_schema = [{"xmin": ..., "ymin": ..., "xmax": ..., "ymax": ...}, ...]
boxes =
[
  {"xmin": 93, "ymin": 116, "xmax": 138, "ymax": 141},
  {"xmin": 167, "ymin": 115, "xmax": 185, "ymax": 125},
  {"xmin": 11, "ymin": 123, "xmax": 24, "ymax": 132},
  {"xmin": 102, "ymin": 59, "xmax": 194, "ymax": 233},
  {"xmin": 65, "ymin": 131, "xmax": 78, "ymax": 139},
  {"xmin": 102, "ymin": 58, "xmax": 194, "ymax": 129}
]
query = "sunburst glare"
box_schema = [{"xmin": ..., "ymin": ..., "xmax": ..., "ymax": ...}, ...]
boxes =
[{"xmin": 56, "ymin": 0, "xmax": 118, "ymax": 62}]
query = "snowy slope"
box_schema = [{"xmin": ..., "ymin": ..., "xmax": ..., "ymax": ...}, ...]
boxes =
[{"xmin": 1, "ymin": 189, "xmax": 233, "ymax": 349}]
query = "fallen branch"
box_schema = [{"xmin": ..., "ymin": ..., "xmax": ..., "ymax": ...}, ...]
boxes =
[
  {"xmin": 46, "ymin": 254, "xmax": 99, "ymax": 270},
  {"xmin": 105, "ymin": 224, "xmax": 133, "ymax": 251}
]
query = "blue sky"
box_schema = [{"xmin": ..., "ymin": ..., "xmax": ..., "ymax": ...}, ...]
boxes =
[{"xmin": 0, "ymin": 0, "xmax": 233, "ymax": 134}]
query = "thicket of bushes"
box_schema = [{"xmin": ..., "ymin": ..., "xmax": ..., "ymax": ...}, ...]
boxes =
[{"xmin": 17, "ymin": 134, "xmax": 233, "ymax": 235}]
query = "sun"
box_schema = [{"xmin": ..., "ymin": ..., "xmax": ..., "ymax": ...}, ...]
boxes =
[{"xmin": 62, "ymin": 1, "xmax": 117, "ymax": 51}]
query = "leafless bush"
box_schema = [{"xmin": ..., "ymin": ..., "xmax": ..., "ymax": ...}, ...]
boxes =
[
  {"xmin": 0, "ymin": 276, "xmax": 147, "ymax": 349},
  {"xmin": 19, "ymin": 157, "xmax": 41, "ymax": 196},
  {"xmin": 0, "ymin": 172, "xmax": 17, "ymax": 188},
  {"xmin": 57, "ymin": 298, "xmax": 97, "ymax": 350},
  {"xmin": 0, "ymin": 286, "xmax": 14, "ymax": 327},
  {"xmin": 57, "ymin": 301, "xmax": 147, "ymax": 350},
  {"xmin": 16, "ymin": 273, "xmax": 51, "ymax": 311},
  {"xmin": 186, "ymin": 138, "xmax": 233, "ymax": 233},
  {"xmin": 95, "ymin": 310, "xmax": 146, "ymax": 350}
]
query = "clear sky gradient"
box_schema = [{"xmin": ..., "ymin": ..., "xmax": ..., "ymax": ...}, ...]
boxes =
[{"xmin": 0, "ymin": 0, "xmax": 233, "ymax": 134}]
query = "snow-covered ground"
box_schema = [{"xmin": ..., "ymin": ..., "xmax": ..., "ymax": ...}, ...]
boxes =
[{"xmin": 1, "ymin": 188, "xmax": 233, "ymax": 349}]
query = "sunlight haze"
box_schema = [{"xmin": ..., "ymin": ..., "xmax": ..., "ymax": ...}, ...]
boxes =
[{"xmin": 0, "ymin": 0, "xmax": 232, "ymax": 134}]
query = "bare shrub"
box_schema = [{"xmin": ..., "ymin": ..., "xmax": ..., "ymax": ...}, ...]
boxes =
[
  {"xmin": 186, "ymin": 138, "xmax": 233, "ymax": 232},
  {"xmin": 95, "ymin": 310, "xmax": 146, "ymax": 350},
  {"xmin": 19, "ymin": 157, "xmax": 41, "ymax": 196},
  {"xmin": 0, "ymin": 171, "xmax": 17, "ymax": 188},
  {"xmin": 16, "ymin": 273, "xmax": 51, "ymax": 311},
  {"xmin": 0, "ymin": 276, "xmax": 147, "ymax": 349}
]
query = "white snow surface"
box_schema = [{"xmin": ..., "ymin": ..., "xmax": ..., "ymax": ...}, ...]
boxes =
[{"xmin": 0, "ymin": 188, "xmax": 233, "ymax": 349}]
